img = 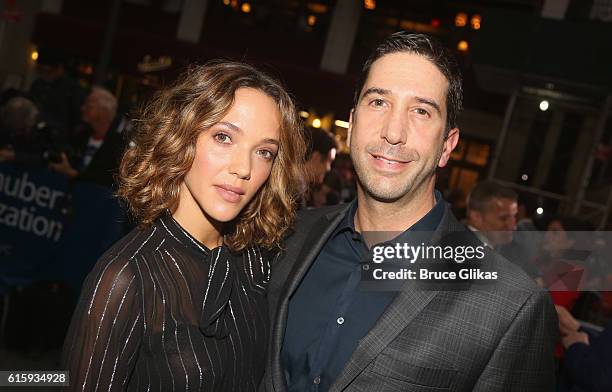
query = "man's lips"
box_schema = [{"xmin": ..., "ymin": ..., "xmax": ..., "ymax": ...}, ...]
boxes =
[{"xmin": 370, "ymin": 153, "xmax": 410, "ymax": 164}]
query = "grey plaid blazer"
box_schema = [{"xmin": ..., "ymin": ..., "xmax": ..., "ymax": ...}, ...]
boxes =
[{"xmin": 261, "ymin": 203, "xmax": 558, "ymax": 392}]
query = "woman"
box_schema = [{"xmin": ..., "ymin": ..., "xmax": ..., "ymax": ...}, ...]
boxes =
[{"xmin": 62, "ymin": 61, "xmax": 306, "ymax": 391}]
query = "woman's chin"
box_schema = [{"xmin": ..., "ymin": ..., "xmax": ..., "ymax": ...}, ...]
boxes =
[{"xmin": 203, "ymin": 206, "xmax": 242, "ymax": 224}]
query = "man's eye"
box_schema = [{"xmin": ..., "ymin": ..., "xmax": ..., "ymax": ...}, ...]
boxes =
[
  {"xmin": 214, "ymin": 133, "xmax": 231, "ymax": 143},
  {"xmin": 414, "ymin": 108, "xmax": 430, "ymax": 116},
  {"xmin": 370, "ymin": 99, "xmax": 386, "ymax": 107}
]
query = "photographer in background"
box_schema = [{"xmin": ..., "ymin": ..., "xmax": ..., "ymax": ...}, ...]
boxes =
[
  {"xmin": 0, "ymin": 96, "xmax": 66, "ymax": 167},
  {"xmin": 48, "ymin": 86, "xmax": 128, "ymax": 189}
]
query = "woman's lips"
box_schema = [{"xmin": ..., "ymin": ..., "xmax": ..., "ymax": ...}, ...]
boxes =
[{"xmin": 214, "ymin": 185, "xmax": 244, "ymax": 203}]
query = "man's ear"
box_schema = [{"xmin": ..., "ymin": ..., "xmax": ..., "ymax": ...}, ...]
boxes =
[
  {"xmin": 347, "ymin": 109, "xmax": 355, "ymax": 148},
  {"xmin": 467, "ymin": 209, "xmax": 482, "ymax": 228},
  {"xmin": 438, "ymin": 127, "xmax": 460, "ymax": 168}
]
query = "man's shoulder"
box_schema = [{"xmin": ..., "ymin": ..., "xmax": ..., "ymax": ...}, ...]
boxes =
[{"xmin": 295, "ymin": 204, "xmax": 349, "ymax": 228}]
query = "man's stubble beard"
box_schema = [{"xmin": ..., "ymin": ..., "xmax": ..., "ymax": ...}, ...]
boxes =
[{"xmin": 351, "ymin": 141, "xmax": 445, "ymax": 204}]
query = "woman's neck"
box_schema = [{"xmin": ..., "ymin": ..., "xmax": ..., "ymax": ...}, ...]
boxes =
[{"xmin": 172, "ymin": 184, "xmax": 223, "ymax": 249}]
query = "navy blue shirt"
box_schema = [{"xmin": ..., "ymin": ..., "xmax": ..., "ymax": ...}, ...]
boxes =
[{"xmin": 282, "ymin": 192, "xmax": 445, "ymax": 391}]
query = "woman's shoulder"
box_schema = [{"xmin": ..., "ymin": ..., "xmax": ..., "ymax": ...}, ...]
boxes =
[
  {"xmin": 99, "ymin": 223, "xmax": 164, "ymax": 263},
  {"xmin": 87, "ymin": 224, "xmax": 163, "ymax": 285}
]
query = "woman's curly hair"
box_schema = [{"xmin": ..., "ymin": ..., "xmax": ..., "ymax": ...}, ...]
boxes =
[{"xmin": 118, "ymin": 60, "xmax": 306, "ymax": 251}]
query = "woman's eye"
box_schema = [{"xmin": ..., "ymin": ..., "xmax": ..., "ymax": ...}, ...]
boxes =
[
  {"xmin": 214, "ymin": 133, "xmax": 231, "ymax": 144},
  {"xmin": 257, "ymin": 149, "xmax": 275, "ymax": 161}
]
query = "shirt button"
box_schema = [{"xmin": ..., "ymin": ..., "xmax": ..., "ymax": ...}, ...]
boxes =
[
  {"xmin": 313, "ymin": 376, "xmax": 321, "ymax": 384},
  {"xmin": 337, "ymin": 316, "xmax": 345, "ymax": 325}
]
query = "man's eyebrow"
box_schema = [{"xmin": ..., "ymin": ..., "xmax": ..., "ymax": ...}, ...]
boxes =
[
  {"xmin": 415, "ymin": 97, "xmax": 441, "ymax": 115},
  {"xmin": 360, "ymin": 87, "xmax": 392, "ymax": 100}
]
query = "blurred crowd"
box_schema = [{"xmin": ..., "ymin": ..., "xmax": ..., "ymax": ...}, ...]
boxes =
[
  {"xmin": 1, "ymin": 53, "xmax": 611, "ymax": 391},
  {"xmin": 0, "ymin": 51, "xmax": 129, "ymax": 189}
]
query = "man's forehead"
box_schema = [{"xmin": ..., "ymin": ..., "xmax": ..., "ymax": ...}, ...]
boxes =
[
  {"xmin": 488, "ymin": 197, "xmax": 518, "ymax": 211},
  {"xmin": 364, "ymin": 52, "xmax": 449, "ymax": 94}
]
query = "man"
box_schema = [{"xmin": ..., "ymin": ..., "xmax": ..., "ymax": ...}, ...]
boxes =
[
  {"xmin": 29, "ymin": 48, "xmax": 85, "ymax": 134},
  {"xmin": 305, "ymin": 127, "xmax": 337, "ymax": 185},
  {"xmin": 263, "ymin": 32, "xmax": 557, "ymax": 391},
  {"xmin": 467, "ymin": 181, "xmax": 540, "ymax": 279},
  {"xmin": 304, "ymin": 127, "xmax": 338, "ymax": 206},
  {"xmin": 466, "ymin": 181, "xmax": 518, "ymax": 248},
  {"xmin": 48, "ymin": 86, "xmax": 128, "ymax": 188}
]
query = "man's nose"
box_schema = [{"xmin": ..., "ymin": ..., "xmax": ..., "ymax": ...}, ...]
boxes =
[{"xmin": 380, "ymin": 109, "xmax": 407, "ymax": 145}]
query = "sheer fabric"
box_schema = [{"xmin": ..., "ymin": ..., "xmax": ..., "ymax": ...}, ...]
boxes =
[{"xmin": 62, "ymin": 212, "xmax": 271, "ymax": 391}]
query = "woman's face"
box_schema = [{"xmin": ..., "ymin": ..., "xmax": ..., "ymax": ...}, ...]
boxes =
[
  {"xmin": 181, "ymin": 87, "xmax": 281, "ymax": 223},
  {"xmin": 543, "ymin": 220, "xmax": 574, "ymax": 255}
]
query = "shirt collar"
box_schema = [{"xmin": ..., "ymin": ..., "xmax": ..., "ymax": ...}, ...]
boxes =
[{"xmin": 334, "ymin": 190, "xmax": 446, "ymax": 241}]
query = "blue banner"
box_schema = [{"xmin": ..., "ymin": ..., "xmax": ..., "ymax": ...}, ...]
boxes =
[
  {"xmin": 0, "ymin": 164, "xmax": 69, "ymax": 281},
  {"xmin": 0, "ymin": 163, "xmax": 127, "ymax": 293}
]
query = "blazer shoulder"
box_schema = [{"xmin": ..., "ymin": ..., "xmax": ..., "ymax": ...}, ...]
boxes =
[{"xmin": 295, "ymin": 203, "xmax": 349, "ymax": 228}]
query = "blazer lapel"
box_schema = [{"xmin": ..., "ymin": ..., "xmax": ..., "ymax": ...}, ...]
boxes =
[
  {"xmin": 330, "ymin": 205, "xmax": 459, "ymax": 392},
  {"xmin": 270, "ymin": 205, "xmax": 351, "ymax": 391}
]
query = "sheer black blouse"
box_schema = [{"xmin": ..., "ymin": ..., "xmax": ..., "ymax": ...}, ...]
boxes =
[{"xmin": 62, "ymin": 212, "xmax": 271, "ymax": 391}]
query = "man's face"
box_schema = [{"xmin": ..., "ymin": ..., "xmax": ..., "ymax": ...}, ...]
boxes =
[
  {"xmin": 81, "ymin": 91, "xmax": 105, "ymax": 126},
  {"xmin": 471, "ymin": 197, "xmax": 518, "ymax": 246},
  {"xmin": 309, "ymin": 148, "xmax": 336, "ymax": 184},
  {"xmin": 348, "ymin": 52, "xmax": 459, "ymax": 203}
]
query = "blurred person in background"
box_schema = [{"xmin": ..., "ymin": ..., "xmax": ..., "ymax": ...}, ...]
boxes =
[
  {"xmin": 0, "ymin": 96, "xmax": 65, "ymax": 167},
  {"xmin": 539, "ymin": 216, "xmax": 594, "ymax": 315},
  {"xmin": 303, "ymin": 127, "xmax": 337, "ymax": 206},
  {"xmin": 466, "ymin": 180, "xmax": 518, "ymax": 247},
  {"xmin": 467, "ymin": 181, "xmax": 540, "ymax": 279},
  {"xmin": 61, "ymin": 61, "xmax": 306, "ymax": 391},
  {"xmin": 47, "ymin": 86, "xmax": 127, "ymax": 188},
  {"xmin": 29, "ymin": 48, "xmax": 85, "ymax": 135},
  {"xmin": 555, "ymin": 304, "xmax": 612, "ymax": 392},
  {"xmin": 332, "ymin": 152, "xmax": 357, "ymax": 202}
]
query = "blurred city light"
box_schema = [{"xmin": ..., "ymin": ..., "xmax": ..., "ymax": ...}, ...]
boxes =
[
  {"xmin": 521, "ymin": 174, "xmax": 529, "ymax": 181},
  {"xmin": 307, "ymin": 15, "xmax": 317, "ymax": 26},
  {"xmin": 364, "ymin": 0, "xmax": 376, "ymax": 11},
  {"xmin": 31, "ymin": 50, "xmax": 39, "ymax": 61},
  {"xmin": 470, "ymin": 14, "xmax": 481, "ymax": 30},
  {"xmin": 223, "ymin": 0, "xmax": 230, "ymax": 5},
  {"xmin": 299, "ymin": 111, "xmax": 310, "ymax": 119},
  {"xmin": 539, "ymin": 100, "xmax": 549, "ymax": 111},
  {"xmin": 457, "ymin": 40, "xmax": 469, "ymax": 52},
  {"xmin": 334, "ymin": 120, "xmax": 349, "ymax": 129},
  {"xmin": 455, "ymin": 12, "xmax": 467, "ymax": 27},
  {"xmin": 431, "ymin": 18, "xmax": 441, "ymax": 28},
  {"xmin": 312, "ymin": 118, "xmax": 322, "ymax": 128},
  {"xmin": 241, "ymin": 2, "xmax": 251, "ymax": 13},
  {"xmin": 536, "ymin": 207, "xmax": 544, "ymax": 215}
]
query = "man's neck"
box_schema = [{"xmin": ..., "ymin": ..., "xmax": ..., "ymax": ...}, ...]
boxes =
[
  {"xmin": 354, "ymin": 183, "xmax": 436, "ymax": 233},
  {"xmin": 90, "ymin": 118, "xmax": 112, "ymax": 140}
]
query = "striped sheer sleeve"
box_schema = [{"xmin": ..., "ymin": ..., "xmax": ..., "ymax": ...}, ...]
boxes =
[{"xmin": 62, "ymin": 256, "xmax": 143, "ymax": 391}]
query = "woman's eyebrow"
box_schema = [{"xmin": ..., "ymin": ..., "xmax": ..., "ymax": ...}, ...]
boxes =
[{"xmin": 217, "ymin": 121, "xmax": 242, "ymax": 133}]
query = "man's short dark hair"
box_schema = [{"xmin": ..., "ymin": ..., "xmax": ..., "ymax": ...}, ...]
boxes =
[
  {"xmin": 353, "ymin": 32, "xmax": 463, "ymax": 134},
  {"xmin": 467, "ymin": 181, "xmax": 518, "ymax": 212},
  {"xmin": 305, "ymin": 127, "xmax": 337, "ymax": 160}
]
